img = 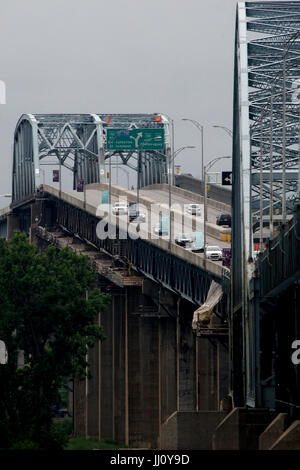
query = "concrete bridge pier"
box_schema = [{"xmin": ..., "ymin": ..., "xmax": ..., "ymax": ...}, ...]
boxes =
[
  {"xmin": 73, "ymin": 277, "xmax": 231, "ymax": 449},
  {"xmin": 7, "ymin": 211, "xmax": 20, "ymax": 239},
  {"xmin": 74, "ymin": 282, "xmax": 178, "ymax": 448},
  {"xmin": 177, "ymin": 299, "xmax": 197, "ymax": 412}
]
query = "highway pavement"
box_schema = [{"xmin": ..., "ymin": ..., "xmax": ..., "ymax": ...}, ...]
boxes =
[{"xmin": 58, "ymin": 184, "xmax": 230, "ymax": 266}]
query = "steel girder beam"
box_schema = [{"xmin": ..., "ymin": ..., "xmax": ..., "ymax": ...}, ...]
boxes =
[
  {"xmin": 12, "ymin": 113, "xmax": 169, "ymax": 205},
  {"xmin": 232, "ymin": 1, "xmax": 300, "ymax": 409}
]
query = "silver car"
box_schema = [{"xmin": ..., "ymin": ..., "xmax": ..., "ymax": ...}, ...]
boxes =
[
  {"xmin": 205, "ymin": 245, "xmax": 222, "ymax": 261},
  {"xmin": 112, "ymin": 201, "xmax": 128, "ymax": 215},
  {"xmin": 186, "ymin": 203, "xmax": 202, "ymax": 216}
]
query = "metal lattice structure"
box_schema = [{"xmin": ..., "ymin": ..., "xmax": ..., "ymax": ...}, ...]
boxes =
[
  {"xmin": 12, "ymin": 113, "xmax": 170, "ymax": 205},
  {"xmin": 232, "ymin": 1, "xmax": 300, "ymax": 407}
]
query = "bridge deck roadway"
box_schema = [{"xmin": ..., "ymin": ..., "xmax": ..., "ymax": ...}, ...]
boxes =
[
  {"xmin": 139, "ymin": 187, "xmax": 227, "ymax": 226},
  {"xmin": 41, "ymin": 184, "xmax": 230, "ymax": 280}
]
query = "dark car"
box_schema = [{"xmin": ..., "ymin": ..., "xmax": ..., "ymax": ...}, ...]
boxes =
[
  {"xmin": 216, "ymin": 213, "xmax": 231, "ymax": 227},
  {"xmin": 174, "ymin": 233, "xmax": 193, "ymax": 247},
  {"xmin": 222, "ymin": 248, "xmax": 232, "ymax": 267},
  {"xmin": 128, "ymin": 203, "xmax": 146, "ymax": 223}
]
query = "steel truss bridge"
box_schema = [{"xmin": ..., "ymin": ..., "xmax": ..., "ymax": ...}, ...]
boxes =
[
  {"xmin": 6, "ymin": 112, "xmax": 231, "ymax": 331},
  {"xmin": 12, "ymin": 113, "xmax": 169, "ymax": 206},
  {"xmin": 233, "ymin": 1, "xmax": 300, "ymax": 413}
]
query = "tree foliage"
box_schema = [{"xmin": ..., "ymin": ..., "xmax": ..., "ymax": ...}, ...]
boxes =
[{"xmin": 0, "ymin": 232, "xmax": 110, "ymax": 449}]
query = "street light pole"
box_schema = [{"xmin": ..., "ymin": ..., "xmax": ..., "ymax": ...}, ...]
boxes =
[
  {"xmin": 154, "ymin": 146, "xmax": 196, "ymax": 250},
  {"xmin": 168, "ymin": 146, "xmax": 195, "ymax": 250},
  {"xmin": 109, "ymin": 155, "xmax": 112, "ymax": 223},
  {"xmin": 182, "ymin": 118, "xmax": 204, "ymax": 180},
  {"xmin": 171, "ymin": 119, "xmax": 175, "ymax": 185},
  {"xmin": 137, "ymin": 151, "xmax": 141, "ymax": 214},
  {"xmin": 212, "ymin": 125, "xmax": 233, "ymax": 137},
  {"xmin": 204, "ymin": 165, "xmax": 208, "ymax": 263},
  {"xmin": 168, "ymin": 150, "xmax": 172, "ymax": 249},
  {"xmin": 161, "ymin": 113, "xmax": 175, "ymax": 185}
]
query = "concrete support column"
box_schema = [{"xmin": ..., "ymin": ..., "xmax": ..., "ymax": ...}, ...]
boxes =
[
  {"xmin": 100, "ymin": 293, "xmax": 115, "ymax": 439},
  {"xmin": 159, "ymin": 317, "xmax": 177, "ymax": 425},
  {"xmin": 197, "ymin": 336, "xmax": 229, "ymax": 410},
  {"xmin": 198, "ymin": 337, "xmax": 218, "ymax": 410},
  {"xmin": 91, "ymin": 289, "xmax": 127, "ymax": 443},
  {"xmin": 7, "ymin": 212, "xmax": 20, "ymax": 239},
  {"xmin": 127, "ymin": 288, "xmax": 160, "ymax": 448},
  {"xmin": 113, "ymin": 290, "xmax": 127, "ymax": 444},
  {"xmin": 86, "ymin": 313, "xmax": 101, "ymax": 438},
  {"xmin": 125, "ymin": 288, "xmax": 129, "ymax": 446},
  {"xmin": 218, "ymin": 342, "xmax": 229, "ymax": 408},
  {"xmin": 177, "ymin": 300, "xmax": 196, "ymax": 411},
  {"xmin": 74, "ymin": 376, "xmax": 88, "ymax": 437}
]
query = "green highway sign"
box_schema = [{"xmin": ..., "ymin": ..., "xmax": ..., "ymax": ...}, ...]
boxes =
[{"xmin": 106, "ymin": 128, "xmax": 165, "ymax": 151}]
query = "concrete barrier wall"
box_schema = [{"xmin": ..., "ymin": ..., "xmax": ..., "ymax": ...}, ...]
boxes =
[
  {"xmin": 174, "ymin": 174, "xmax": 232, "ymax": 207},
  {"xmin": 143, "ymin": 183, "xmax": 231, "ymax": 214}
]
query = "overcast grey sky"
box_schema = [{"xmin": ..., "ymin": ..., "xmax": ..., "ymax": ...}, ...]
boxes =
[{"xmin": 0, "ymin": 0, "xmax": 238, "ymax": 204}]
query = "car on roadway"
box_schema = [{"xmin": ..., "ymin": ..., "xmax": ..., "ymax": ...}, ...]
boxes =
[
  {"xmin": 128, "ymin": 203, "xmax": 146, "ymax": 223},
  {"xmin": 222, "ymin": 248, "xmax": 232, "ymax": 267},
  {"xmin": 216, "ymin": 213, "xmax": 231, "ymax": 227},
  {"xmin": 112, "ymin": 201, "xmax": 128, "ymax": 215},
  {"xmin": 174, "ymin": 233, "xmax": 194, "ymax": 247},
  {"xmin": 186, "ymin": 203, "xmax": 202, "ymax": 216},
  {"xmin": 205, "ymin": 245, "xmax": 222, "ymax": 261}
]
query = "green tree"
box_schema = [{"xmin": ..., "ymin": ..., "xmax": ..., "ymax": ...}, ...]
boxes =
[{"xmin": 0, "ymin": 232, "xmax": 110, "ymax": 449}]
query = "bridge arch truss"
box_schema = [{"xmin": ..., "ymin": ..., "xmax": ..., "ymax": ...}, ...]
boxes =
[{"xmin": 12, "ymin": 113, "xmax": 170, "ymax": 206}]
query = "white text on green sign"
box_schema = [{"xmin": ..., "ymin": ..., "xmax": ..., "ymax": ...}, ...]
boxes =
[{"xmin": 106, "ymin": 128, "xmax": 165, "ymax": 151}]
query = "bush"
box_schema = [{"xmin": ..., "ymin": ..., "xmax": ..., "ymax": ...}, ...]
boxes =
[
  {"xmin": 46, "ymin": 418, "xmax": 72, "ymax": 450},
  {"xmin": 9, "ymin": 440, "xmax": 40, "ymax": 450}
]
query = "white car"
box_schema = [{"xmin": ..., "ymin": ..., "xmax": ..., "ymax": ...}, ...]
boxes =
[
  {"xmin": 112, "ymin": 201, "xmax": 128, "ymax": 215},
  {"xmin": 186, "ymin": 203, "xmax": 202, "ymax": 216},
  {"xmin": 205, "ymin": 245, "xmax": 222, "ymax": 261}
]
